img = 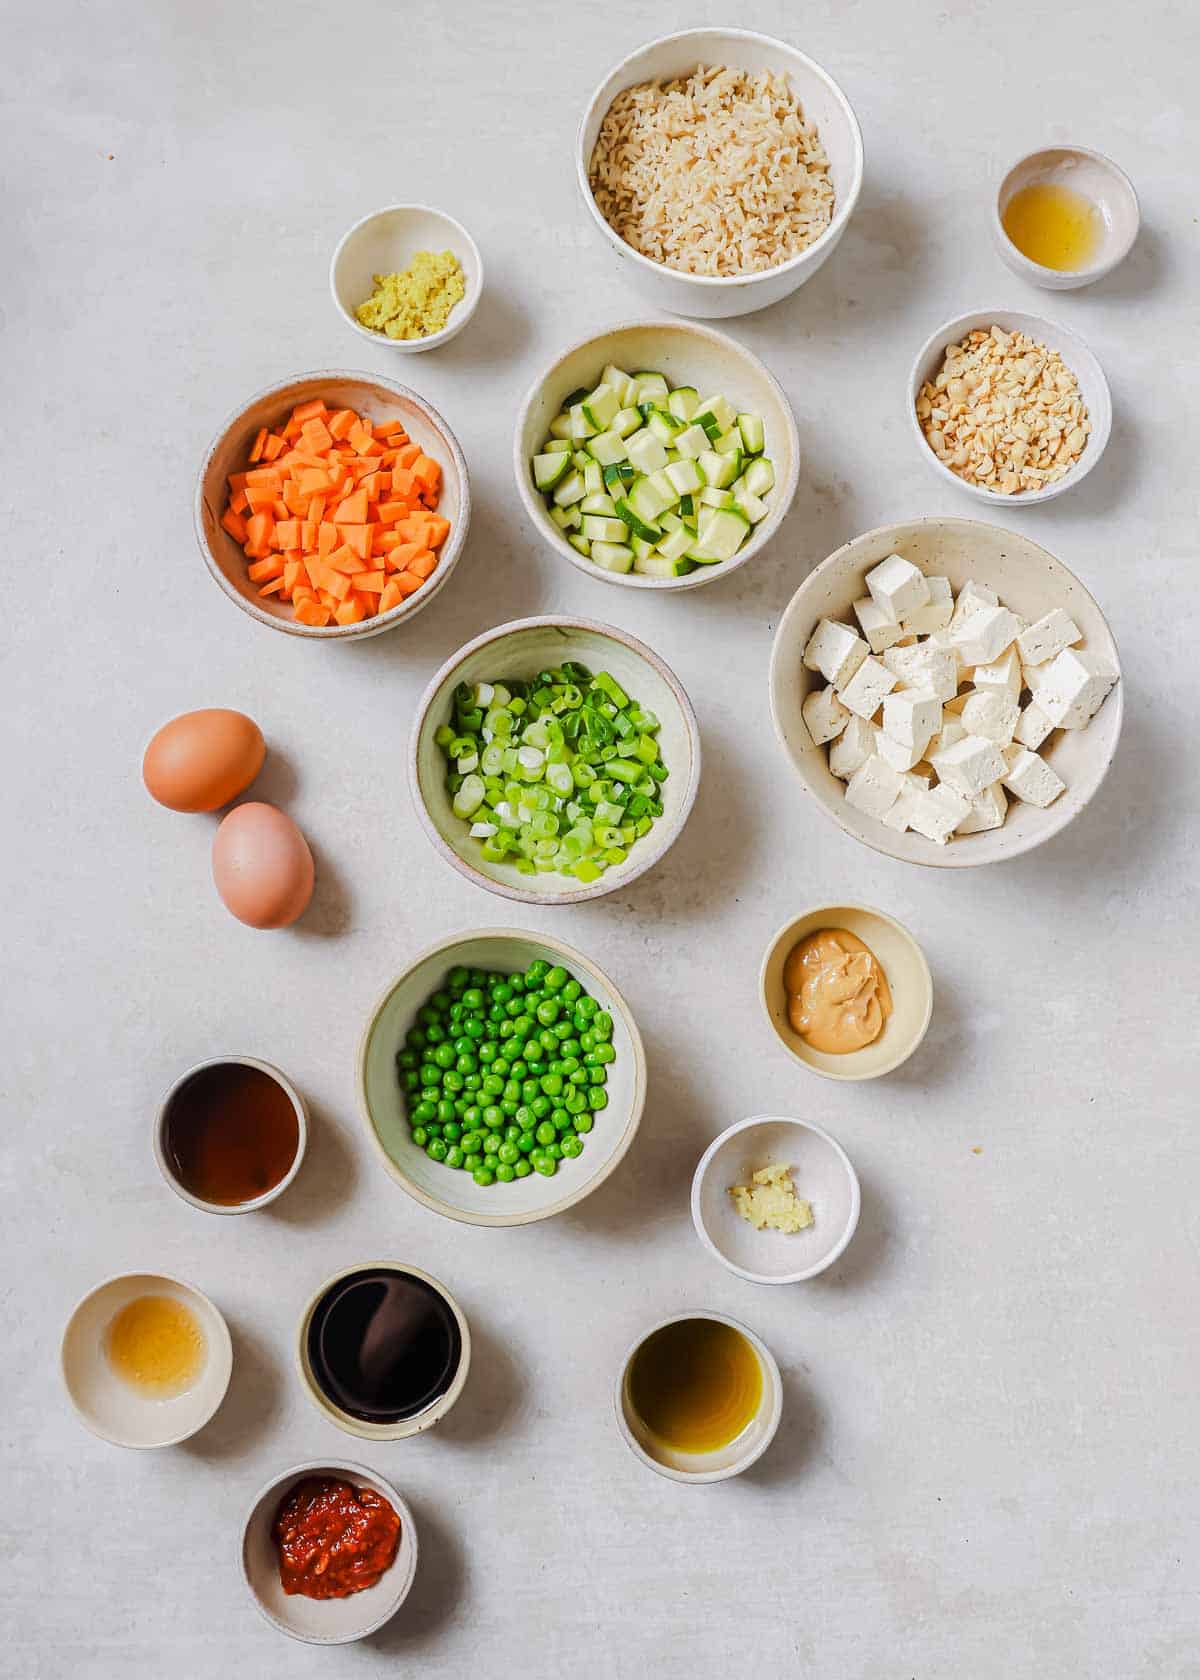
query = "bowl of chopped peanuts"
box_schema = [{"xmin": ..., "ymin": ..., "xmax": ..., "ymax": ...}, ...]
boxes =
[{"xmin": 908, "ymin": 310, "xmax": 1111, "ymax": 505}]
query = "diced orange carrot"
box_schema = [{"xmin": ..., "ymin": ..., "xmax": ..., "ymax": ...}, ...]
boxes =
[
  {"xmin": 300, "ymin": 520, "xmax": 318, "ymax": 550},
  {"xmin": 292, "ymin": 398, "xmax": 329, "ymax": 424},
  {"xmin": 258, "ymin": 577, "xmax": 286, "ymax": 597},
  {"xmin": 334, "ymin": 596, "xmax": 366, "ymax": 626},
  {"xmin": 388, "ymin": 541, "xmax": 424, "ymax": 570},
  {"xmin": 378, "ymin": 579, "xmax": 405, "ymax": 613},
  {"xmin": 248, "ymin": 555, "xmax": 285, "ymax": 583},
  {"xmin": 230, "ymin": 488, "xmax": 250, "ymax": 514},
  {"xmin": 348, "ymin": 422, "xmax": 382, "ymax": 457},
  {"xmin": 376, "ymin": 499, "xmax": 410, "ymax": 525},
  {"xmin": 355, "ymin": 571, "xmax": 387, "ymax": 593},
  {"xmin": 338, "ymin": 524, "xmax": 372, "ymax": 560},
  {"xmin": 332, "ymin": 489, "xmax": 368, "ymax": 524},
  {"xmin": 377, "ymin": 530, "xmax": 401, "ymax": 552},
  {"xmin": 301, "ymin": 418, "xmax": 334, "ymax": 454},
  {"xmin": 423, "ymin": 515, "xmax": 451, "ymax": 549},
  {"xmin": 245, "ymin": 466, "xmax": 282, "ymax": 490},
  {"xmin": 248, "ymin": 427, "xmax": 268, "ymax": 464},
  {"xmin": 221, "ymin": 508, "xmax": 249, "ymax": 543},
  {"xmin": 245, "ymin": 511, "xmax": 275, "ymax": 551},
  {"xmin": 274, "ymin": 519, "xmax": 301, "ymax": 551},
  {"xmin": 262, "ymin": 433, "xmax": 286, "ymax": 462},
  {"xmin": 328, "ymin": 408, "xmax": 358, "ymax": 440},
  {"xmin": 306, "ymin": 495, "xmax": 327, "ymax": 523},
  {"xmin": 413, "ymin": 455, "xmax": 442, "ymax": 495},
  {"xmin": 244, "ymin": 486, "xmax": 276, "ymax": 514},
  {"xmin": 317, "ymin": 522, "xmax": 339, "ymax": 557},
  {"xmin": 391, "ymin": 466, "xmax": 417, "ymax": 499},
  {"xmin": 322, "ymin": 567, "xmax": 351, "ymax": 601},
  {"xmin": 393, "ymin": 571, "xmax": 424, "ymax": 596},
  {"xmin": 283, "ymin": 559, "xmax": 308, "ymax": 594},
  {"xmin": 328, "ymin": 544, "xmax": 366, "ymax": 575},
  {"xmin": 294, "ymin": 599, "xmax": 333, "ymax": 627},
  {"xmin": 297, "ymin": 468, "xmax": 333, "ymax": 497},
  {"xmin": 395, "ymin": 442, "xmax": 421, "ymax": 468},
  {"xmin": 407, "ymin": 550, "xmax": 438, "ymax": 579},
  {"xmin": 282, "ymin": 480, "xmax": 308, "ymax": 516}
]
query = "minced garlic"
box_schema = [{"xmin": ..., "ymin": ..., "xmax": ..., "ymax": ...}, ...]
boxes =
[{"xmin": 728, "ymin": 1163, "xmax": 814, "ymax": 1233}]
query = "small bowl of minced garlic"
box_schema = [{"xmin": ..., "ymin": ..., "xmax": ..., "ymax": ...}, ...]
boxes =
[{"xmin": 690, "ymin": 1115, "xmax": 861, "ymax": 1284}]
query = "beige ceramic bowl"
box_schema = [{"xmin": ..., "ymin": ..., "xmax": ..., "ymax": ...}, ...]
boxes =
[
  {"xmin": 410, "ymin": 616, "xmax": 701, "ymax": 903},
  {"xmin": 992, "ymin": 147, "xmax": 1139, "ymax": 290},
  {"xmin": 296, "ymin": 1262, "xmax": 471, "ymax": 1442},
  {"xmin": 769, "ymin": 517, "xmax": 1123, "ymax": 868},
  {"xmin": 908, "ymin": 310, "xmax": 1111, "ymax": 506},
  {"xmin": 577, "ymin": 29, "xmax": 863, "ymax": 319},
  {"xmin": 615, "ymin": 1311, "xmax": 783, "ymax": 1483},
  {"xmin": 358, "ymin": 929, "xmax": 647, "ymax": 1227},
  {"xmin": 153, "ymin": 1055, "xmax": 308, "ymax": 1215},
  {"xmin": 195, "ymin": 370, "xmax": 469, "ymax": 639},
  {"xmin": 691, "ymin": 1115, "xmax": 862, "ymax": 1282},
  {"xmin": 330, "ymin": 204, "xmax": 482, "ymax": 351},
  {"xmin": 61, "ymin": 1272, "xmax": 233, "ymax": 1448},
  {"xmin": 760, "ymin": 906, "xmax": 932, "ymax": 1081},
  {"xmin": 241, "ymin": 1458, "xmax": 418, "ymax": 1643},
  {"xmin": 514, "ymin": 321, "xmax": 800, "ymax": 591}
]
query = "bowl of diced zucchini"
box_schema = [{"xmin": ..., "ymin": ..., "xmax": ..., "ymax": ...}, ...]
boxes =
[{"xmin": 515, "ymin": 322, "xmax": 800, "ymax": 589}]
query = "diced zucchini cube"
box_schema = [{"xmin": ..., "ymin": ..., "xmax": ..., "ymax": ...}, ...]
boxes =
[
  {"xmin": 625, "ymin": 428, "xmax": 669, "ymax": 474},
  {"xmin": 737, "ymin": 412, "xmax": 765, "ymax": 455},
  {"xmin": 588, "ymin": 430, "xmax": 629, "ymax": 466},
  {"xmin": 590, "ymin": 540, "xmax": 634, "ymax": 573},
  {"xmin": 664, "ymin": 458, "xmax": 703, "ymax": 496},
  {"xmin": 673, "ymin": 424, "xmax": 710, "ymax": 460},
  {"xmin": 667, "ymin": 386, "xmax": 700, "ymax": 422}
]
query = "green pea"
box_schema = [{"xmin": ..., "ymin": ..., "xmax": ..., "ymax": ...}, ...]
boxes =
[
  {"xmin": 534, "ymin": 1154, "xmax": 557, "ymax": 1177},
  {"xmin": 572, "ymin": 1112, "xmax": 594, "ymax": 1135},
  {"xmin": 509, "ymin": 1061, "xmax": 528, "ymax": 1082},
  {"xmin": 401, "ymin": 1070, "xmax": 420, "ymax": 1093},
  {"xmin": 593, "ymin": 1011, "xmax": 614, "ymax": 1040},
  {"xmin": 427, "ymin": 1138, "xmax": 448, "ymax": 1162},
  {"xmin": 464, "ymin": 1152, "xmax": 483, "ymax": 1172},
  {"xmin": 411, "ymin": 1100, "xmax": 437, "ymax": 1124},
  {"xmin": 491, "ymin": 1006, "xmax": 508, "ymax": 1026},
  {"xmin": 560, "ymin": 1039, "xmax": 581, "ymax": 1060},
  {"xmin": 505, "ymin": 997, "xmax": 524, "ymax": 1019},
  {"xmin": 463, "ymin": 1073, "xmax": 482, "ymax": 1092},
  {"xmin": 407, "ymin": 1027, "xmax": 427, "ymax": 1049},
  {"xmin": 509, "ymin": 973, "xmax": 527, "ymax": 994},
  {"xmin": 453, "ymin": 1036, "xmax": 474, "ymax": 1057},
  {"xmin": 411, "ymin": 1126, "xmax": 429, "ymax": 1148},
  {"xmin": 483, "ymin": 1133, "xmax": 502, "ymax": 1156},
  {"xmin": 425, "ymin": 1123, "xmax": 442, "ymax": 1139},
  {"xmin": 561, "ymin": 1134, "xmax": 584, "ymax": 1159},
  {"xmin": 579, "ymin": 1031, "xmax": 596, "ymax": 1053},
  {"xmin": 436, "ymin": 1098, "xmax": 456, "ymax": 1123},
  {"xmin": 424, "ymin": 1022, "xmax": 445, "ymax": 1044},
  {"xmin": 538, "ymin": 1028, "xmax": 558, "ymax": 1052},
  {"xmin": 521, "ymin": 1080, "xmax": 541, "ymax": 1104},
  {"xmin": 525, "ymin": 960, "xmax": 550, "ymax": 984},
  {"xmin": 443, "ymin": 1121, "xmax": 463, "ymax": 1142},
  {"xmin": 462, "ymin": 988, "xmax": 484, "ymax": 1010},
  {"xmin": 447, "ymin": 966, "xmax": 469, "ymax": 990},
  {"xmin": 515, "ymin": 1105, "xmax": 534, "ymax": 1130},
  {"xmin": 431, "ymin": 990, "xmax": 452, "ymax": 1013},
  {"xmin": 588, "ymin": 1068, "xmax": 607, "ymax": 1087},
  {"xmin": 478, "ymin": 1044, "xmax": 498, "ymax": 1064},
  {"xmin": 593, "ymin": 1043, "xmax": 616, "ymax": 1064},
  {"xmin": 459, "ymin": 1107, "xmax": 479, "ymax": 1129},
  {"xmin": 420, "ymin": 1086, "xmax": 441, "ymax": 1105},
  {"xmin": 446, "ymin": 1146, "xmax": 465, "ymax": 1169},
  {"xmin": 569, "ymin": 1068, "xmax": 589, "ymax": 1087},
  {"xmin": 543, "ymin": 1141, "xmax": 562, "ymax": 1161},
  {"xmin": 588, "ymin": 1088, "xmax": 608, "ymax": 1110},
  {"xmin": 514, "ymin": 1159, "xmax": 532, "ymax": 1178},
  {"xmin": 535, "ymin": 1120, "xmax": 557, "ymax": 1146},
  {"xmin": 565, "ymin": 1090, "xmax": 587, "ymax": 1115},
  {"xmin": 473, "ymin": 1167, "xmax": 495, "ymax": 1187},
  {"xmin": 545, "ymin": 966, "xmax": 568, "ymax": 993},
  {"xmin": 419, "ymin": 1065, "xmax": 440, "ymax": 1089},
  {"xmin": 503, "ymin": 1081, "xmax": 521, "ymax": 1103},
  {"xmin": 500, "ymin": 1098, "xmax": 520, "ymax": 1118},
  {"xmin": 562, "ymin": 980, "xmax": 582, "ymax": 1003},
  {"xmin": 464, "ymin": 1018, "xmax": 485, "ymax": 1041},
  {"xmin": 536, "ymin": 999, "xmax": 560, "ymax": 1026},
  {"xmin": 552, "ymin": 1021, "xmax": 573, "ymax": 1041},
  {"xmin": 495, "ymin": 1163, "xmax": 516, "ymax": 1183},
  {"xmin": 530, "ymin": 1095, "xmax": 552, "ymax": 1120},
  {"xmin": 417, "ymin": 1005, "xmax": 439, "ymax": 1028},
  {"xmin": 518, "ymin": 1131, "xmax": 536, "ymax": 1154},
  {"xmin": 549, "ymin": 1106, "xmax": 569, "ymax": 1129},
  {"xmin": 397, "ymin": 1049, "xmax": 418, "ymax": 1070},
  {"xmin": 498, "ymin": 1141, "xmax": 520, "ymax": 1165},
  {"xmin": 482, "ymin": 1075, "xmax": 504, "ymax": 1098},
  {"xmin": 460, "ymin": 1131, "xmax": 483, "ymax": 1154},
  {"xmin": 455, "ymin": 1053, "xmax": 477, "ymax": 1075},
  {"xmin": 492, "ymin": 982, "xmax": 513, "ymax": 1005},
  {"xmin": 541, "ymin": 1073, "xmax": 563, "ymax": 1098}
]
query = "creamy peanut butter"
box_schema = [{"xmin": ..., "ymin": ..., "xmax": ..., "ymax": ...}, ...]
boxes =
[{"xmin": 784, "ymin": 928, "xmax": 892, "ymax": 1054}]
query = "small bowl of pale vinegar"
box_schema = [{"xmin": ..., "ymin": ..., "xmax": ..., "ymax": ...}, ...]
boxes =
[{"xmin": 992, "ymin": 146, "xmax": 1139, "ymax": 290}]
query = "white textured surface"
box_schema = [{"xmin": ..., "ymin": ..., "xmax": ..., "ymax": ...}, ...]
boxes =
[{"xmin": 4, "ymin": 2, "xmax": 1199, "ymax": 1676}]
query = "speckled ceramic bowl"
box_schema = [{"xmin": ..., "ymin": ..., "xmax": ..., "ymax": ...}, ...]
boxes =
[
  {"xmin": 769, "ymin": 518, "xmax": 1122, "ymax": 868},
  {"xmin": 330, "ymin": 204, "xmax": 482, "ymax": 350},
  {"xmin": 992, "ymin": 147, "xmax": 1139, "ymax": 290}
]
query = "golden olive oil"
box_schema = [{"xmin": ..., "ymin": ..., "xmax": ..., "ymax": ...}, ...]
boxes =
[
  {"xmin": 105, "ymin": 1295, "xmax": 206, "ymax": 1398},
  {"xmin": 628, "ymin": 1318, "xmax": 763, "ymax": 1454},
  {"xmin": 1002, "ymin": 182, "xmax": 1103, "ymax": 272}
]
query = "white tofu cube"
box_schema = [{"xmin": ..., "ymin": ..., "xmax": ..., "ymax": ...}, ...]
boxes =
[
  {"xmin": 803, "ymin": 618, "xmax": 869, "ymax": 689},
  {"xmin": 1013, "ymin": 700, "xmax": 1054, "ymax": 751},
  {"xmin": 865, "ymin": 554, "xmax": 930, "ymax": 622},
  {"xmin": 883, "ymin": 641, "xmax": 958, "ymax": 701},
  {"xmin": 882, "ymin": 773, "xmax": 933, "ymax": 832},
  {"xmin": 882, "ymin": 689, "xmax": 942, "ymax": 748},
  {"xmin": 801, "ymin": 683, "xmax": 850, "ymax": 746},
  {"xmin": 961, "ymin": 690, "xmax": 1019, "ymax": 745},
  {"xmin": 948, "ymin": 605, "xmax": 1021, "ymax": 668},
  {"xmin": 874, "ymin": 727, "xmax": 928, "ymax": 773},
  {"xmin": 900, "ymin": 576, "xmax": 953, "ymax": 635},
  {"xmin": 929, "ymin": 715, "xmax": 966, "ymax": 755},
  {"xmin": 909, "ymin": 785, "xmax": 971, "ymax": 844},
  {"xmin": 1022, "ymin": 658, "xmax": 1051, "ymax": 697},
  {"xmin": 844, "ymin": 754, "xmax": 904, "ymax": 821},
  {"xmin": 1035, "ymin": 648, "xmax": 1119, "ymax": 730},
  {"xmin": 852, "ymin": 595, "xmax": 906, "ymax": 654},
  {"xmin": 973, "ymin": 646, "xmax": 1022, "ymax": 700},
  {"xmin": 1017, "ymin": 608, "xmax": 1083, "ymax": 668},
  {"xmin": 837, "ymin": 655, "xmax": 897, "ymax": 719},
  {"xmin": 955, "ymin": 781, "xmax": 1008, "ymax": 834},
  {"xmin": 950, "ymin": 580, "xmax": 998, "ymax": 629},
  {"xmin": 828, "ymin": 715, "xmax": 876, "ymax": 780},
  {"xmin": 1002, "ymin": 745, "xmax": 1066, "ymax": 807},
  {"xmin": 930, "ymin": 734, "xmax": 1009, "ymax": 798}
]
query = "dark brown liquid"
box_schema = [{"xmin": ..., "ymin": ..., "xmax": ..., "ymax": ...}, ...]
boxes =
[
  {"xmin": 164, "ymin": 1062, "xmax": 300, "ymax": 1206},
  {"xmin": 307, "ymin": 1268, "xmax": 461, "ymax": 1424}
]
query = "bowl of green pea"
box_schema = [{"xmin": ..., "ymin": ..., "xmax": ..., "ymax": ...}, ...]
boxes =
[
  {"xmin": 357, "ymin": 929, "xmax": 647, "ymax": 1227},
  {"xmin": 409, "ymin": 616, "xmax": 701, "ymax": 904}
]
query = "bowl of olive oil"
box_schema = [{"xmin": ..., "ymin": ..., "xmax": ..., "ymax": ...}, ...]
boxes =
[
  {"xmin": 992, "ymin": 146, "xmax": 1139, "ymax": 289},
  {"xmin": 615, "ymin": 1312, "xmax": 782, "ymax": 1482}
]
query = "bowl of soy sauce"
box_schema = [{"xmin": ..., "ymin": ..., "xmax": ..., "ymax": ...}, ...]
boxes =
[{"xmin": 297, "ymin": 1263, "xmax": 471, "ymax": 1440}]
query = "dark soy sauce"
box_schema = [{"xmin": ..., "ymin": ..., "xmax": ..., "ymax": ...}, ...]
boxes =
[{"xmin": 307, "ymin": 1268, "xmax": 461, "ymax": 1423}]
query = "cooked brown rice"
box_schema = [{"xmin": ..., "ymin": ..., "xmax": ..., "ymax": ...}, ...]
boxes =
[{"xmin": 588, "ymin": 65, "xmax": 835, "ymax": 278}]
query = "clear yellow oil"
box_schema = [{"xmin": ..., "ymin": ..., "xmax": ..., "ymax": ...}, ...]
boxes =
[
  {"xmin": 105, "ymin": 1295, "xmax": 206, "ymax": 1398},
  {"xmin": 628, "ymin": 1319, "xmax": 763, "ymax": 1454},
  {"xmin": 1002, "ymin": 182, "xmax": 1103, "ymax": 272}
]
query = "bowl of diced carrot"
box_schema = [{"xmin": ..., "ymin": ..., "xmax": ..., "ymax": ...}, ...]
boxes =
[{"xmin": 195, "ymin": 372, "xmax": 470, "ymax": 638}]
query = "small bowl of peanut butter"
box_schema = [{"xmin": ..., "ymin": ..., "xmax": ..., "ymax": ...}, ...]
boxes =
[{"xmin": 760, "ymin": 904, "xmax": 932, "ymax": 1082}]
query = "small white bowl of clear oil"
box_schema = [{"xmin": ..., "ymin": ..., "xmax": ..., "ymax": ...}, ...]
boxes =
[{"xmin": 991, "ymin": 146, "xmax": 1139, "ymax": 290}]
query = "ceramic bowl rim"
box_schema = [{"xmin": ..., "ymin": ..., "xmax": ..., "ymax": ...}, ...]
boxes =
[
  {"xmin": 153, "ymin": 1054, "xmax": 309, "ymax": 1214},
  {"xmin": 60, "ymin": 1271, "xmax": 234, "ymax": 1448},
  {"xmin": 294, "ymin": 1261, "xmax": 472, "ymax": 1440},
  {"xmin": 990, "ymin": 145, "xmax": 1140, "ymax": 286},
  {"xmin": 512, "ymin": 318, "xmax": 801, "ymax": 592},
  {"xmin": 690, "ymin": 1114, "xmax": 863, "ymax": 1283},
  {"xmin": 408, "ymin": 614, "xmax": 701, "ymax": 902},
  {"xmin": 758, "ymin": 905, "xmax": 933, "ymax": 1082},
  {"xmin": 240, "ymin": 1456, "xmax": 418, "ymax": 1643},
  {"xmin": 193, "ymin": 369, "xmax": 470, "ymax": 639},
  {"xmin": 575, "ymin": 27, "xmax": 864, "ymax": 292},
  {"xmin": 613, "ymin": 1308, "xmax": 784, "ymax": 1481},
  {"xmin": 906, "ymin": 310, "xmax": 1111, "ymax": 505},
  {"xmin": 328, "ymin": 203, "xmax": 484, "ymax": 351},
  {"xmin": 356, "ymin": 927, "xmax": 648, "ymax": 1227},
  {"xmin": 768, "ymin": 515, "xmax": 1124, "ymax": 868}
]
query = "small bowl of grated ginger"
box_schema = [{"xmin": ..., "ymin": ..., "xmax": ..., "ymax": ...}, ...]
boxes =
[{"xmin": 330, "ymin": 205, "xmax": 483, "ymax": 352}]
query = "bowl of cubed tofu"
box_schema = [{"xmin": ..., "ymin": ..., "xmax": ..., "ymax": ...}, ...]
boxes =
[
  {"xmin": 768, "ymin": 517, "xmax": 1122, "ymax": 867},
  {"xmin": 514, "ymin": 321, "xmax": 800, "ymax": 590}
]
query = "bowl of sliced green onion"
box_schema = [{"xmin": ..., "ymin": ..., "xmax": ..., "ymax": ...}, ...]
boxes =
[
  {"xmin": 409, "ymin": 616, "xmax": 701, "ymax": 903},
  {"xmin": 515, "ymin": 321, "xmax": 799, "ymax": 590}
]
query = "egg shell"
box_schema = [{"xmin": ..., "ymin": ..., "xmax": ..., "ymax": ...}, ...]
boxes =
[
  {"xmin": 143, "ymin": 709, "xmax": 265, "ymax": 812},
  {"xmin": 212, "ymin": 802, "xmax": 314, "ymax": 929}
]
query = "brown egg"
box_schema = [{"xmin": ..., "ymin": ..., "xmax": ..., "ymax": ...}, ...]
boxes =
[
  {"xmin": 212, "ymin": 802, "xmax": 314, "ymax": 929},
  {"xmin": 143, "ymin": 709, "xmax": 265, "ymax": 812}
]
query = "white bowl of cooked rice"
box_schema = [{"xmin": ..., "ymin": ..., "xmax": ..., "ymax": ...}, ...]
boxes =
[{"xmin": 577, "ymin": 29, "xmax": 863, "ymax": 319}]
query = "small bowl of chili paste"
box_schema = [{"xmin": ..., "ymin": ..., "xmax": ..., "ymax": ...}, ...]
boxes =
[{"xmin": 241, "ymin": 1459, "xmax": 418, "ymax": 1643}]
